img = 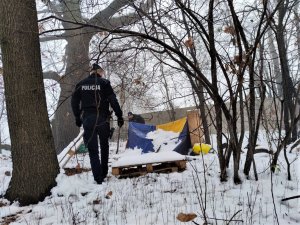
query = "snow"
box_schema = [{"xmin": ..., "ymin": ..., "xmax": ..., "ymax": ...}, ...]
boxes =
[
  {"xmin": 112, "ymin": 129, "xmax": 185, "ymax": 167},
  {"xmin": 112, "ymin": 150, "xmax": 185, "ymax": 167},
  {"xmin": 147, "ymin": 129, "xmax": 182, "ymax": 152},
  {"xmin": 0, "ymin": 131, "xmax": 300, "ymax": 225}
]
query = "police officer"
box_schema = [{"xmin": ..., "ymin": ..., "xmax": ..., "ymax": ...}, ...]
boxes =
[{"xmin": 71, "ymin": 63, "xmax": 124, "ymax": 184}]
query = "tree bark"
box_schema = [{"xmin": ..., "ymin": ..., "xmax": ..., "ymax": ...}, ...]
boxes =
[
  {"xmin": 51, "ymin": 32, "xmax": 91, "ymax": 152},
  {"xmin": 196, "ymin": 83, "xmax": 211, "ymax": 144},
  {"xmin": 0, "ymin": 0, "xmax": 59, "ymax": 205},
  {"xmin": 42, "ymin": 0, "xmax": 154, "ymax": 152},
  {"xmin": 243, "ymin": 56, "xmax": 256, "ymax": 176},
  {"xmin": 208, "ymin": 0, "xmax": 227, "ymax": 181},
  {"xmin": 276, "ymin": 0, "xmax": 297, "ymax": 143},
  {"xmin": 267, "ymin": 29, "xmax": 282, "ymax": 97}
]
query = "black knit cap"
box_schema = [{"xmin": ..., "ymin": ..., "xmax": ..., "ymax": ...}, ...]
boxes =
[{"xmin": 91, "ymin": 63, "xmax": 102, "ymax": 70}]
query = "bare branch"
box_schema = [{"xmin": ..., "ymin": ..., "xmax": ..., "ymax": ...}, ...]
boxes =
[
  {"xmin": 0, "ymin": 144, "xmax": 11, "ymax": 151},
  {"xmin": 89, "ymin": 0, "xmax": 154, "ymax": 29},
  {"xmin": 90, "ymin": 0, "xmax": 132, "ymax": 26},
  {"xmin": 40, "ymin": 35, "xmax": 67, "ymax": 42},
  {"xmin": 41, "ymin": 0, "xmax": 64, "ymax": 18},
  {"xmin": 282, "ymin": 195, "xmax": 300, "ymax": 201},
  {"xmin": 43, "ymin": 71, "xmax": 61, "ymax": 82}
]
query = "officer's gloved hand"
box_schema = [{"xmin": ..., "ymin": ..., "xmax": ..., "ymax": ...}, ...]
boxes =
[
  {"xmin": 75, "ymin": 117, "xmax": 82, "ymax": 127},
  {"xmin": 117, "ymin": 117, "xmax": 124, "ymax": 128}
]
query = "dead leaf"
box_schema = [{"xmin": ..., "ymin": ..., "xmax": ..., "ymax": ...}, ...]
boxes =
[
  {"xmin": 93, "ymin": 198, "xmax": 102, "ymax": 204},
  {"xmin": 184, "ymin": 37, "xmax": 194, "ymax": 48},
  {"xmin": 233, "ymin": 55, "xmax": 242, "ymax": 65},
  {"xmin": 224, "ymin": 26, "xmax": 236, "ymax": 35},
  {"xmin": 176, "ymin": 212, "xmax": 197, "ymax": 222},
  {"xmin": 1, "ymin": 214, "xmax": 18, "ymax": 224},
  {"xmin": 64, "ymin": 167, "xmax": 91, "ymax": 176},
  {"xmin": 105, "ymin": 191, "xmax": 113, "ymax": 199},
  {"xmin": 4, "ymin": 171, "xmax": 11, "ymax": 176},
  {"xmin": 0, "ymin": 201, "xmax": 7, "ymax": 207},
  {"xmin": 133, "ymin": 79, "xmax": 141, "ymax": 85}
]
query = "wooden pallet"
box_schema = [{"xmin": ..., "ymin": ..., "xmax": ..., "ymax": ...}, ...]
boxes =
[{"xmin": 112, "ymin": 160, "xmax": 186, "ymax": 178}]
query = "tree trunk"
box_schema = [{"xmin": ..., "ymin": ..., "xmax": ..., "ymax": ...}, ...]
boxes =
[
  {"xmin": 197, "ymin": 83, "xmax": 211, "ymax": 144},
  {"xmin": 232, "ymin": 141, "xmax": 241, "ymax": 184},
  {"xmin": 0, "ymin": 0, "xmax": 59, "ymax": 205},
  {"xmin": 276, "ymin": 0, "xmax": 297, "ymax": 143},
  {"xmin": 267, "ymin": 29, "xmax": 282, "ymax": 97},
  {"xmin": 42, "ymin": 0, "xmax": 154, "ymax": 152},
  {"xmin": 243, "ymin": 64, "xmax": 256, "ymax": 176},
  {"xmin": 52, "ymin": 34, "xmax": 91, "ymax": 152},
  {"xmin": 208, "ymin": 0, "xmax": 226, "ymax": 181},
  {"xmin": 160, "ymin": 62, "xmax": 176, "ymax": 121},
  {"xmin": 294, "ymin": 2, "xmax": 300, "ymax": 81}
]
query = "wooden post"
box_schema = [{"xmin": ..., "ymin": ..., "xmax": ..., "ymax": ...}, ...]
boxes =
[
  {"xmin": 146, "ymin": 164, "xmax": 154, "ymax": 172},
  {"xmin": 112, "ymin": 167, "xmax": 120, "ymax": 175},
  {"xmin": 175, "ymin": 160, "xmax": 187, "ymax": 170},
  {"xmin": 187, "ymin": 110, "xmax": 204, "ymax": 146}
]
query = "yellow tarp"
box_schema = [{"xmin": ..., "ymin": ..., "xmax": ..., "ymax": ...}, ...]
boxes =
[{"xmin": 156, "ymin": 117, "xmax": 186, "ymax": 133}]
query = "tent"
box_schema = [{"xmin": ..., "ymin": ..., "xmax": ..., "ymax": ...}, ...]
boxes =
[{"xmin": 126, "ymin": 117, "xmax": 191, "ymax": 155}]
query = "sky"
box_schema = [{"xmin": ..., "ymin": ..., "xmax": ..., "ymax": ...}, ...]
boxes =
[{"xmin": 0, "ymin": 129, "xmax": 300, "ymax": 225}]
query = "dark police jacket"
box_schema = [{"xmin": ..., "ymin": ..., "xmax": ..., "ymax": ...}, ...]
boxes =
[{"xmin": 71, "ymin": 73, "xmax": 123, "ymax": 121}]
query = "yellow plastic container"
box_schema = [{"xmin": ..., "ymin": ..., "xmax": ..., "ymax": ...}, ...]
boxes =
[{"xmin": 192, "ymin": 143, "xmax": 211, "ymax": 155}]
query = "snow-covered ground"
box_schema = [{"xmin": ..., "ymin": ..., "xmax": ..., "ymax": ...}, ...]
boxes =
[{"xmin": 0, "ymin": 133, "xmax": 300, "ymax": 225}]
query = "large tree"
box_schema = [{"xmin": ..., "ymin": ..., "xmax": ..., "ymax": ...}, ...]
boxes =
[
  {"xmin": 0, "ymin": 0, "xmax": 59, "ymax": 205},
  {"xmin": 39, "ymin": 0, "xmax": 154, "ymax": 152}
]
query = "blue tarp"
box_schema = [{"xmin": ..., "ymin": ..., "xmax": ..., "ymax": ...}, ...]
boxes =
[
  {"xmin": 126, "ymin": 122, "xmax": 156, "ymax": 153},
  {"xmin": 173, "ymin": 122, "xmax": 191, "ymax": 155},
  {"xmin": 126, "ymin": 120, "xmax": 191, "ymax": 155}
]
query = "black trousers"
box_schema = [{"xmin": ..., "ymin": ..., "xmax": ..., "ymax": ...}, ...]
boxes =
[{"xmin": 82, "ymin": 114, "xmax": 110, "ymax": 183}]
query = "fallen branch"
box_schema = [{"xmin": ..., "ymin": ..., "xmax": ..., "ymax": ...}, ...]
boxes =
[{"xmin": 281, "ymin": 195, "xmax": 300, "ymax": 201}]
